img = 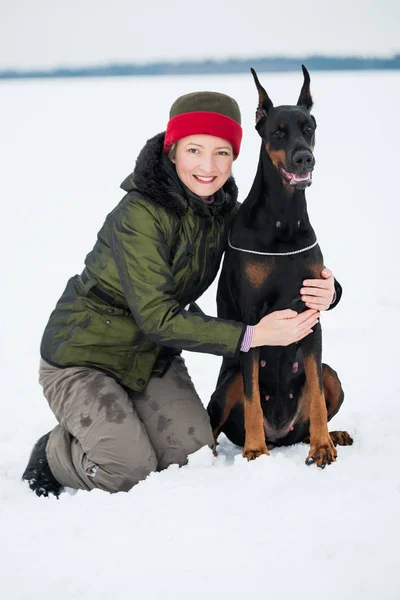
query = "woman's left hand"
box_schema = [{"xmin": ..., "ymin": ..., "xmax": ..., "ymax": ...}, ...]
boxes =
[{"xmin": 300, "ymin": 268, "xmax": 335, "ymax": 311}]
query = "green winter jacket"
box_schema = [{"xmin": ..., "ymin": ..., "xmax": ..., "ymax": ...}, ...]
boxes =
[{"xmin": 40, "ymin": 133, "xmax": 246, "ymax": 391}]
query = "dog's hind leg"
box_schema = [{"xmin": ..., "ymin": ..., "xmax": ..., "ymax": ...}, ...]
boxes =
[
  {"xmin": 241, "ymin": 349, "xmax": 269, "ymax": 460},
  {"xmin": 208, "ymin": 370, "xmax": 245, "ymax": 456},
  {"xmin": 323, "ymin": 363, "xmax": 353, "ymax": 446}
]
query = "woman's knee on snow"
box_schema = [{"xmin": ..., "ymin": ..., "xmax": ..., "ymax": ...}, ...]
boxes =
[
  {"xmin": 83, "ymin": 418, "xmax": 158, "ymax": 492},
  {"xmin": 150, "ymin": 398, "xmax": 214, "ymax": 471},
  {"xmin": 86, "ymin": 447, "xmax": 158, "ymax": 493}
]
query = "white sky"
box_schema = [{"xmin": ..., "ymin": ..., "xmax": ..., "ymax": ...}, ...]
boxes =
[{"xmin": 0, "ymin": 0, "xmax": 399, "ymax": 70}]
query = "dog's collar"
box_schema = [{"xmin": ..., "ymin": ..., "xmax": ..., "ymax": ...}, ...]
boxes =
[{"xmin": 228, "ymin": 234, "xmax": 318, "ymax": 256}]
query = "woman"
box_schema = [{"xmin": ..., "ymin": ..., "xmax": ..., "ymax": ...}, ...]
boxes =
[{"xmin": 22, "ymin": 91, "xmax": 340, "ymax": 498}]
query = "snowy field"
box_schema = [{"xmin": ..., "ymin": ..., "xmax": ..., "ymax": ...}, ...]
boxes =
[{"xmin": 1, "ymin": 70, "xmax": 400, "ymax": 599}]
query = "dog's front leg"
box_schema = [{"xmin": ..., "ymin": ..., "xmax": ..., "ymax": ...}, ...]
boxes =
[
  {"xmin": 242, "ymin": 349, "xmax": 269, "ymax": 460},
  {"xmin": 301, "ymin": 323, "xmax": 337, "ymax": 468}
]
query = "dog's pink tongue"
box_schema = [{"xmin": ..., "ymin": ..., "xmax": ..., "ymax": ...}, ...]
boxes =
[{"xmin": 292, "ymin": 172, "xmax": 311, "ymax": 182}]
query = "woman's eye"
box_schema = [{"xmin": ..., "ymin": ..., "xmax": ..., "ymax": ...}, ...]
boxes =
[
  {"xmin": 217, "ymin": 150, "xmax": 230, "ymax": 156},
  {"xmin": 188, "ymin": 148, "xmax": 199, "ymax": 154}
]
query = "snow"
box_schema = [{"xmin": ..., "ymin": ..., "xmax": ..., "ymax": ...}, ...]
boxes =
[{"xmin": 1, "ymin": 70, "xmax": 400, "ymax": 599}]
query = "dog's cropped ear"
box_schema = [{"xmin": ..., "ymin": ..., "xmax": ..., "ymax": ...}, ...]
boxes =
[
  {"xmin": 297, "ymin": 65, "xmax": 313, "ymax": 111},
  {"xmin": 251, "ymin": 68, "xmax": 273, "ymax": 126}
]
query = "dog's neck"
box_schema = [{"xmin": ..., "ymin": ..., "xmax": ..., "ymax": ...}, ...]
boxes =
[{"xmin": 237, "ymin": 145, "xmax": 315, "ymax": 250}]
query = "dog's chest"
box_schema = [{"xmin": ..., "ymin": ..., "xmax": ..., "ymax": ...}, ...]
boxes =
[{"xmin": 240, "ymin": 250, "xmax": 323, "ymax": 313}]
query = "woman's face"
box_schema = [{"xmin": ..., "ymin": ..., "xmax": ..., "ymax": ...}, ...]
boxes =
[{"xmin": 171, "ymin": 134, "xmax": 234, "ymax": 199}]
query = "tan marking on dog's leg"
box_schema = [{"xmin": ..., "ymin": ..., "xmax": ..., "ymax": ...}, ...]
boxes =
[
  {"xmin": 300, "ymin": 366, "xmax": 352, "ymax": 447},
  {"xmin": 296, "ymin": 385, "xmax": 311, "ymax": 443},
  {"xmin": 242, "ymin": 353, "xmax": 269, "ymax": 461},
  {"xmin": 212, "ymin": 373, "xmax": 244, "ymax": 455},
  {"xmin": 298, "ymin": 383, "xmax": 310, "ymax": 422},
  {"xmin": 303, "ymin": 355, "xmax": 337, "ymax": 467}
]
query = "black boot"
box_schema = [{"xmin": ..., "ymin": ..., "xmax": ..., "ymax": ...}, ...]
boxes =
[{"xmin": 22, "ymin": 432, "xmax": 63, "ymax": 498}]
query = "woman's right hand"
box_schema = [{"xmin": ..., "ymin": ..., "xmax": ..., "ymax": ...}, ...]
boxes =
[{"xmin": 251, "ymin": 309, "xmax": 319, "ymax": 348}]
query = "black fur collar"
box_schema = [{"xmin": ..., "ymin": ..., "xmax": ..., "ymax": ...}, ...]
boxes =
[{"xmin": 120, "ymin": 132, "xmax": 238, "ymax": 217}]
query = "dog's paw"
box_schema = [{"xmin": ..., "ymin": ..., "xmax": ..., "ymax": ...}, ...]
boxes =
[
  {"xmin": 212, "ymin": 441, "xmax": 219, "ymax": 457},
  {"xmin": 306, "ymin": 436, "xmax": 337, "ymax": 469},
  {"xmin": 242, "ymin": 445, "xmax": 270, "ymax": 461},
  {"xmin": 329, "ymin": 431, "xmax": 353, "ymax": 447}
]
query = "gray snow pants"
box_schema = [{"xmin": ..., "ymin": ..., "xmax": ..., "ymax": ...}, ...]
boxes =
[{"xmin": 39, "ymin": 357, "xmax": 214, "ymax": 493}]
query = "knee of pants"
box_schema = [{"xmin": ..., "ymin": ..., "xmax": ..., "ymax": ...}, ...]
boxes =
[
  {"xmin": 84, "ymin": 424, "xmax": 158, "ymax": 493},
  {"xmin": 91, "ymin": 449, "xmax": 158, "ymax": 493},
  {"xmin": 106, "ymin": 460, "xmax": 158, "ymax": 493},
  {"xmin": 144, "ymin": 398, "xmax": 214, "ymax": 471}
]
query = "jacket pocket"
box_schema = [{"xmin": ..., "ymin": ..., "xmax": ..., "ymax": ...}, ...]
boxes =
[{"xmin": 52, "ymin": 298, "xmax": 143, "ymax": 372}]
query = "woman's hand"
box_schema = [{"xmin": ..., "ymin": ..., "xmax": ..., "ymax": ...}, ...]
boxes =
[
  {"xmin": 300, "ymin": 268, "xmax": 335, "ymax": 311},
  {"xmin": 251, "ymin": 309, "xmax": 319, "ymax": 348}
]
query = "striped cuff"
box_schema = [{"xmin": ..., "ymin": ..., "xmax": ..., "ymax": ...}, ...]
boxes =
[{"xmin": 240, "ymin": 325, "xmax": 254, "ymax": 352}]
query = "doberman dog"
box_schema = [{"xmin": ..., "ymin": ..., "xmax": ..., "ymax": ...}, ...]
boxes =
[{"xmin": 207, "ymin": 66, "xmax": 353, "ymax": 468}]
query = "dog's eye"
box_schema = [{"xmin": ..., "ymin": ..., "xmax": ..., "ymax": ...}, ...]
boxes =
[{"xmin": 304, "ymin": 125, "xmax": 314, "ymax": 135}]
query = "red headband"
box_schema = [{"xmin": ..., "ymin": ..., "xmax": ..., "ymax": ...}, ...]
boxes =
[{"xmin": 163, "ymin": 111, "xmax": 242, "ymax": 159}]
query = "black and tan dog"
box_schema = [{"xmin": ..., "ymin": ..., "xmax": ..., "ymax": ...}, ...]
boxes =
[{"xmin": 207, "ymin": 66, "xmax": 352, "ymax": 468}]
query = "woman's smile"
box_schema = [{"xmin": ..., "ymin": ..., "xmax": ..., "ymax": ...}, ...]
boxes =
[{"xmin": 193, "ymin": 175, "xmax": 217, "ymax": 184}]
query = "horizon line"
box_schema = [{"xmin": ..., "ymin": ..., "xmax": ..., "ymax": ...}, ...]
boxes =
[{"xmin": 1, "ymin": 54, "xmax": 399, "ymax": 80}]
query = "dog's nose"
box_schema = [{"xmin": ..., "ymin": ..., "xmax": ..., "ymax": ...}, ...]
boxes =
[{"xmin": 293, "ymin": 149, "xmax": 315, "ymax": 171}]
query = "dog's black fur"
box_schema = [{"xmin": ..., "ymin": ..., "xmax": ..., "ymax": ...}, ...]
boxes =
[{"xmin": 207, "ymin": 66, "xmax": 352, "ymax": 467}]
